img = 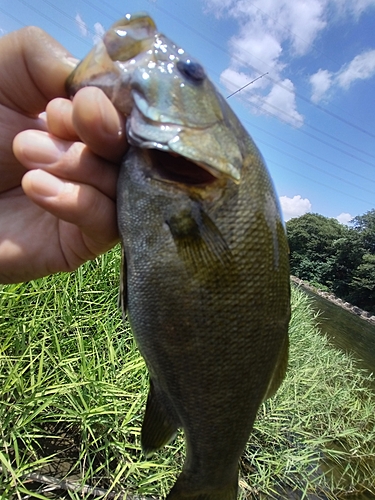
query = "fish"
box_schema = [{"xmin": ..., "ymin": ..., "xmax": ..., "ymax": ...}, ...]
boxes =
[{"xmin": 67, "ymin": 13, "xmax": 291, "ymax": 500}]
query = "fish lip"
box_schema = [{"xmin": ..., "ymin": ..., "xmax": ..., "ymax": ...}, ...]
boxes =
[
  {"xmin": 132, "ymin": 89, "xmax": 185, "ymax": 126},
  {"xmin": 128, "ymin": 123, "xmax": 223, "ymax": 186},
  {"xmin": 126, "ymin": 107, "xmax": 182, "ymax": 152},
  {"xmin": 127, "ymin": 120, "xmax": 224, "ymax": 185}
]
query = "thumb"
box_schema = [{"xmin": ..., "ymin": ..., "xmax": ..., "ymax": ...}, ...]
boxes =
[{"xmin": 0, "ymin": 27, "xmax": 78, "ymax": 115}]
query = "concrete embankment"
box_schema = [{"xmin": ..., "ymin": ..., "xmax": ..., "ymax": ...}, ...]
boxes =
[{"xmin": 291, "ymin": 276, "xmax": 375, "ymax": 326}]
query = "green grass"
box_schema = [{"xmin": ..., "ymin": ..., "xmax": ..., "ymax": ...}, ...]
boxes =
[{"xmin": 1, "ymin": 247, "xmax": 374, "ymax": 499}]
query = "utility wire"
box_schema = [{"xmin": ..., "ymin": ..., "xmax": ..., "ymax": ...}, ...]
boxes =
[
  {"xmin": 268, "ymin": 159, "xmax": 374, "ymax": 207},
  {"xmin": 256, "ymin": 138, "xmax": 375, "ymax": 197},
  {"xmin": 15, "ymin": 0, "xmax": 94, "ymax": 45},
  {"xmin": 221, "ymin": 72, "xmax": 375, "ymax": 169},
  {"xmin": 87, "ymin": 0, "xmax": 124, "ymax": 17},
  {"xmin": 208, "ymin": 63, "xmax": 375, "ymax": 166},
  {"xmin": 0, "ymin": 6, "xmax": 27, "ymax": 28},
  {"xmin": 25, "ymin": 0, "xmax": 375, "ymax": 152},
  {"xmin": 246, "ymin": 120, "xmax": 375, "ymax": 185},
  {"xmin": 79, "ymin": 0, "xmax": 117, "ymax": 21},
  {"xmin": 226, "ymin": 73, "xmax": 268, "ymax": 98}
]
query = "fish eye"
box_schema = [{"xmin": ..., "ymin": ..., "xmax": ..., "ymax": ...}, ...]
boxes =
[{"xmin": 176, "ymin": 60, "xmax": 206, "ymax": 83}]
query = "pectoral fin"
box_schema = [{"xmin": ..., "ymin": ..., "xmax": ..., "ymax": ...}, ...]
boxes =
[
  {"xmin": 166, "ymin": 206, "xmax": 232, "ymax": 271},
  {"xmin": 263, "ymin": 334, "xmax": 289, "ymax": 401}
]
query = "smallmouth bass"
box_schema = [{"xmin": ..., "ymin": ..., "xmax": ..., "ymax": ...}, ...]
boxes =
[{"xmin": 67, "ymin": 13, "xmax": 290, "ymax": 500}]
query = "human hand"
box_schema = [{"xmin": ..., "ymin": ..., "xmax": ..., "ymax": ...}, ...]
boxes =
[{"xmin": 0, "ymin": 27, "xmax": 127, "ymax": 284}]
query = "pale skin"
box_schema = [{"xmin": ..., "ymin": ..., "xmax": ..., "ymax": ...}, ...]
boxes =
[{"xmin": 0, "ymin": 27, "xmax": 128, "ymax": 284}]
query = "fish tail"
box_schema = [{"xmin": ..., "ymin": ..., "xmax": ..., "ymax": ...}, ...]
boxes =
[{"xmin": 166, "ymin": 472, "xmax": 238, "ymax": 500}]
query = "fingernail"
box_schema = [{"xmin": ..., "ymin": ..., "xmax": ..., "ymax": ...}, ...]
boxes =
[
  {"xmin": 64, "ymin": 56, "xmax": 80, "ymax": 68},
  {"xmin": 18, "ymin": 131, "xmax": 68, "ymax": 165},
  {"xmin": 26, "ymin": 169, "xmax": 65, "ymax": 197},
  {"xmin": 97, "ymin": 91, "xmax": 123, "ymax": 137}
]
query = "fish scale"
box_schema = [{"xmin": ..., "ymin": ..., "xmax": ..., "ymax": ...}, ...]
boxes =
[{"xmin": 67, "ymin": 13, "xmax": 290, "ymax": 500}]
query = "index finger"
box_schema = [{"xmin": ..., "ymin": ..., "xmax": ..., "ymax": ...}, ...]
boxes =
[{"xmin": 71, "ymin": 87, "xmax": 128, "ymax": 163}]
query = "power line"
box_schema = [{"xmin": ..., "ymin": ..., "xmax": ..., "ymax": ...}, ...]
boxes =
[
  {"xmin": 220, "ymin": 73, "xmax": 375, "ymax": 171},
  {"xmin": 38, "ymin": 0, "xmax": 109, "ymax": 41},
  {"xmin": 264, "ymin": 72, "xmax": 375, "ymax": 140},
  {"xmin": 8, "ymin": 0, "xmax": 375, "ymax": 173},
  {"xmin": 86, "ymin": 0, "xmax": 124, "ymax": 18},
  {"xmin": 268, "ymin": 159, "xmax": 374, "ymax": 207},
  {"xmin": 226, "ymin": 73, "xmax": 268, "ymax": 98},
  {"xmin": 0, "ymin": 6, "xmax": 27, "ymax": 29},
  {"xmin": 79, "ymin": 0, "xmax": 117, "ymax": 21},
  {"xmin": 246, "ymin": 120, "xmax": 375, "ymax": 185},
  {"xmin": 15, "ymin": 0, "xmax": 93, "ymax": 46},
  {"xmin": 257, "ymin": 138, "xmax": 375, "ymax": 197},
  {"xmin": 202, "ymin": 64, "xmax": 375, "ymax": 169}
]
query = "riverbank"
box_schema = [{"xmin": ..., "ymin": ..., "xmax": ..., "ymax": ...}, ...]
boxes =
[{"xmin": 291, "ymin": 275, "xmax": 375, "ymax": 326}]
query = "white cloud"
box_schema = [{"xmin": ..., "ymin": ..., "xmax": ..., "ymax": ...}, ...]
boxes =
[
  {"xmin": 279, "ymin": 195, "xmax": 312, "ymax": 221},
  {"xmin": 229, "ymin": 30, "xmax": 284, "ymax": 76},
  {"xmin": 204, "ymin": 0, "xmax": 375, "ymax": 123},
  {"xmin": 353, "ymin": 0, "xmax": 375, "ymax": 15},
  {"xmin": 221, "ymin": 68, "xmax": 253, "ymax": 95},
  {"xmin": 222, "ymin": 71, "xmax": 303, "ymax": 126},
  {"xmin": 75, "ymin": 13, "xmax": 88, "ymax": 38},
  {"xmin": 336, "ymin": 49, "xmax": 375, "ymax": 89},
  {"xmin": 285, "ymin": 0, "xmax": 327, "ymax": 55},
  {"xmin": 310, "ymin": 49, "xmax": 375, "ymax": 102},
  {"xmin": 331, "ymin": 0, "xmax": 375, "ymax": 18},
  {"xmin": 336, "ymin": 212, "xmax": 353, "ymax": 224},
  {"xmin": 258, "ymin": 79, "xmax": 304, "ymax": 127},
  {"xmin": 205, "ymin": 0, "xmax": 327, "ymax": 57},
  {"xmin": 203, "ymin": 0, "xmax": 331, "ymax": 126},
  {"xmin": 75, "ymin": 14, "xmax": 106, "ymax": 45},
  {"xmin": 310, "ymin": 69, "xmax": 333, "ymax": 103},
  {"xmin": 93, "ymin": 22, "xmax": 105, "ymax": 44},
  {"xmin": 203, "ymin": 0, "xmax": 237, "ymax": 17}
]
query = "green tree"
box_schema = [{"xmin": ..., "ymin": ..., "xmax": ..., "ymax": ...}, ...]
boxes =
[
  {"xmin": 348, "ymin": 210, "xmax": 375, "ymax": 313},
  {"xmin": 351, "ymin": 209, "xmax": 375, "ymax": 254},
  {"xmin": 287, "ymin": 210, "xmax": 375, "ymax": 314},
  {"xmin": 329, "ymin": 232, "xmax": 364, "ymax": 297},
  {"xmin": 286, "ymin": 213, "xmax": 346, "ymax": 285}
]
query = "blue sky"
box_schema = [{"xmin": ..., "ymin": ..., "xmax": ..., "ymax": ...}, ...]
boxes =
[{"xmin": 1, "ymin": 0, "xmax": 375, "ymax": 223}]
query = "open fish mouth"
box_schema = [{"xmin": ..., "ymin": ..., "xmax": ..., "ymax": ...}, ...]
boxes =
[
  {"xmin": 128, "ymin": 93, "xmax": 236, "ymax": 187},
  {"xmin": 147, "ymin": 149, "xmax": 219, "ymax": 186},
  {"xmin": 127, "ymin": 97, "xmax": 225, "ymax": 187}
]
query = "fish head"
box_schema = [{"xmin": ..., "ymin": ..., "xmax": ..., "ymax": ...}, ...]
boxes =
[
  {"xmin": 67, "ymin": 13, "xmax": 157, "ymax": 116},
  {"xmin": 66, "ymin": 13, "xmax": 243, "ymax": 187}
]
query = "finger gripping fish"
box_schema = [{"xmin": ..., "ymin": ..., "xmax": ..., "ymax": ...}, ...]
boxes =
[{"xmin": 67, "ymin": 13, "xmax": 290, "ymax": 500}]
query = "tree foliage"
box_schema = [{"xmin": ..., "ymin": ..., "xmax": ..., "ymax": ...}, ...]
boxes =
[{"xmin": 286, "ymin": 210, "xmax": 375, "ymax": 314}]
